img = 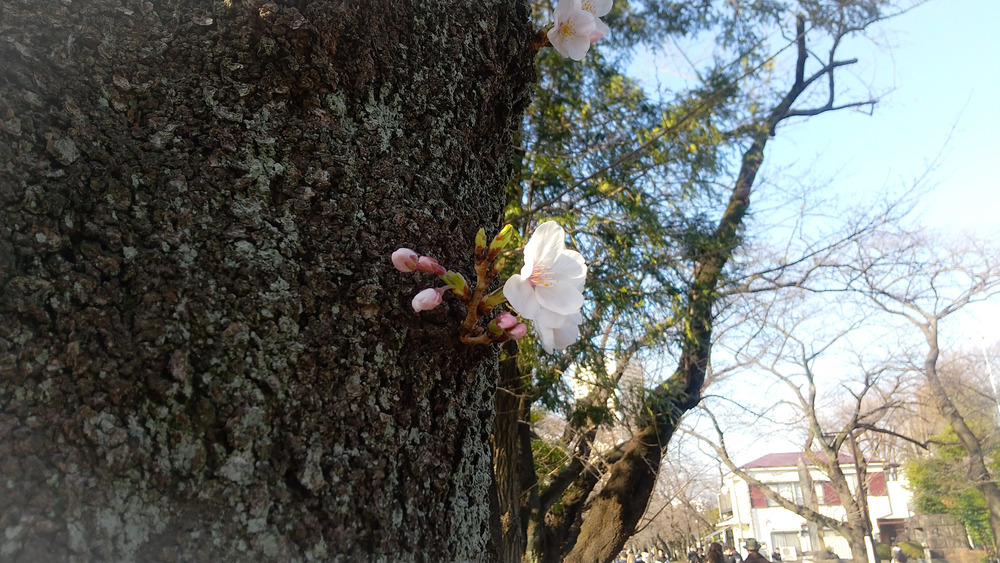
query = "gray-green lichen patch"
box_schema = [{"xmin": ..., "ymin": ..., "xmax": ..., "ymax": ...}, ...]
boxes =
[
  {"xmin": 363, "ymin": 90, "xmax": 403, "ymax": 153},
  {"xmin": 1, "ymin": 0, "xmax": 535, "ymax": 560}
]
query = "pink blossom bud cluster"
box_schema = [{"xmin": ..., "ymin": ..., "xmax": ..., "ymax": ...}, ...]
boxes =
[
  {"xmin": 391, "ymin": 225, "xmax": 532, "ymax": 348},
  {"xmin": 392, "ymin": 247, "xmax": 469, "ymax": 314},
  {"xmin": 494, "ymin": 312, "xmax": 528, "ymax": 341},
  {"xmin": 392, "ymin": 248, "xmax": 445, "ymax": 276}
]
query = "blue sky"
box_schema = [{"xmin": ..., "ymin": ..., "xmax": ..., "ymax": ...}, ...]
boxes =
[
  {"xmin": 762, "ymin": 0, "xmax": 1000, "ymax": 233},
  {"xmin": 630, "ymin": 0, "xmax": 999, "ymax": 345},
  {"xmin": 760, "ymin": 0, "xmax": 1000, "ymax": 348},
  {"xmin": 628, "ymin": 0, "xmax": 999, "ymax": 233}
]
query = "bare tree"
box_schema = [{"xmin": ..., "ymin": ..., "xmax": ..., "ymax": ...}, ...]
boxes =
[
  {"xmin": 691, "ymin": 264, "xmax": 929, "ymax": 563},
  {"xmin": 628, "ymin": 442, "xmax": 720, "ymax": 554},
  {"xmin": 845, "ymin": 229, "xmax": 1000, "ymax": 552}
]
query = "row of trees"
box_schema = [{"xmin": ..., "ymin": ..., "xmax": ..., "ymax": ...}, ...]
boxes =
[{"xmin": 687, "ymin": 228, "xmax": 1000, "ymax": 563}]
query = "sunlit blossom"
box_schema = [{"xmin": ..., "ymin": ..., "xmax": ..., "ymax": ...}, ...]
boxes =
[
  {"xmin": 581, "ymin": 0, "xmax": 611, "ymax": 41},
  {"xmin": 547, "ymin": 0, "xmax": 597, "ymax": 61},
  {"xmin": 503, "ymin": 221, "xmax": 587, "ymax": 353}
]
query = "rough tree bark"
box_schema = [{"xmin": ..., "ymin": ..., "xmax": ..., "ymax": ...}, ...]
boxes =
[{"xmin": 0, "ymin": 0, "xmax": 534, "ymax": 560}]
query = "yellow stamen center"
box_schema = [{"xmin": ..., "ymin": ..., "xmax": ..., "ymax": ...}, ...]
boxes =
[
  {"xmin": 558, "ymin": 21, "xmax": 577, "ymax": 41},
  {"xmin": 529, "ymin": 265, "xmax": 554, "ymax": 287}
]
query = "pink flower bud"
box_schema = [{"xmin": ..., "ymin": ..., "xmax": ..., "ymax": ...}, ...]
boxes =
[
  {"xmin": 411, "ymin": 288, "xmax": 443, "ymax": 313},
  {"xmin": 416, "ymin": 256, "xmax": 446, "ymax": 276},
  {"xmin": 590, "ymin": 29, "xmax": 605, "ymax": 43},
  {"xmin": 496, "ymin": 312, "xmax": 518, "ymax": 330},
  {"xmin": 508, "ymin": 323, "xmax": 528, "ymax": 340},
  {"xmin": 392, "ymin": 248, "xmax": 419, "ymax": 272}
]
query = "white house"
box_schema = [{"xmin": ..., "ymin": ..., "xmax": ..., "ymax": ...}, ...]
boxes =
[{"xmin": 715, "ymin": 452, "xmax": 913, "ymax": 560}]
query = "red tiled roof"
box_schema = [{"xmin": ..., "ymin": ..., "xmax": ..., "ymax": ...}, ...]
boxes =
[{"xmin": 742, "ymin": 451, "xmax": 856, "ymax": 469}]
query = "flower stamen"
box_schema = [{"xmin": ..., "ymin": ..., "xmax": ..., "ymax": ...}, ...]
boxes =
[{"xmin": 528, "ymin": 265, "xmax": 554, "ymax": 287}]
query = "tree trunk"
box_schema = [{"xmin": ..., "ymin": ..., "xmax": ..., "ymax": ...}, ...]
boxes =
[
  {"xmin": 561, "ymin": 122, "xmax": 764, "ymax": 563},
  {"xmin": 493, "ymin": 344, "xmax": 534, "ymax": 563},
  {"xmin": 922, "ymin": 323, "xmax": 1000, "ymax": 553},
  {"xmin": 0, "ymin": 1, "xmax": 534, "ymax": 560}
]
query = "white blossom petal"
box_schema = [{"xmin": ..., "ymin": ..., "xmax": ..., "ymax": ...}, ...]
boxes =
[
  {"xmin": 550, "ymin": 250, "xmax": 587, "ymax": 289},
  {"xmin": 503, "ymin": 274, "xmax": 542, "ymax": 319},
  {"xmin": 523, "ymin": 221, "xmax": 564, "ymax": 267},
  {"xmin": 535, "ymin": 283, "xmax": 584, "ymax": 315},
  {"xmin": 550, "ymin": 322, "xmax": 581, "ymax": 351},
  {"xmin": 552, "ymin": 0, "xmax": 578, "ymax": 19},
  {"xmin": 592, "ymin": 17, "xmax": 610, "ymax": 41},
  {"xmin": 582, "ymin": 0, "xmax": 612, "ymax": 17},
  {"xmin": 536, "ymin": 308, "xmax": 573, "ymax": 329},
  {"xmin": 535, "ymin": 324, "xmax": 558, "ymax": 354}
]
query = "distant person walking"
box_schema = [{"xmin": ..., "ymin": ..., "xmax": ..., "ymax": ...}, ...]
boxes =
[
  {"xmin": 744, "ymin": 539, "xmax": 769, "ymax": 563},
  {"xmin": 772, "ymin": 548, "xmax": 782, "ymax": 561},
  {"xmin": 892, "ymin": 544, "xmax": 908, "ymax": 563},
  {"xmin": 708, "ymin": 543, "xmax": 727, "ymax": 563}
]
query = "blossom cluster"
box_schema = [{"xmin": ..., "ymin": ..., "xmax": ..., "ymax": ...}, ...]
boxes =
[
  {"xmin": 392, "ymin": 227, "xmax": 528, "ymax": 346},
  {"xmin": 547, "ymin": 0, "xmax": 612, "ymax": 61},
  {"xmin": 392, "ymin": 221, "xmax": 587, "ymax": 354},
  {"xmin": 503, "ymin": 222, "xmax": 587, "ymax": 353}
]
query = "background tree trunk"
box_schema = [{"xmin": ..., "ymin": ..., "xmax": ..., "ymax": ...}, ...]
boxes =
[
  {"xmin": 0, "ymin": 0, "xmax": 534, "ymax": 560},
  {"xmin": 922, "ymin": 327, "xmax": 1000, "ymax": 552}
]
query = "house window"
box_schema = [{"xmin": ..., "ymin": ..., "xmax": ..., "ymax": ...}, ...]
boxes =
[
  {"xmin": 771, "ymin": 531, "xmax": 800, "ymax": 550},
  {"xmin": 767, "ymin": 483, "xmax": 803, "ymax": 506},
  {"xmin": 819, "ymin": 482, "xmax": 841, "ymax": 505},
  {"xmin": 868, "ymin": 472, "xmax": 888, "ymax": 496}
]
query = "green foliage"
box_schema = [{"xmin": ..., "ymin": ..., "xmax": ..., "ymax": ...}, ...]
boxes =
[
  {"xmin": 905, "ymin": 425, "xmax": 998, "ymax": 549},
  {"xmin": 532, "ymin": 435, "xmax": 570, "ymax": 480},
  {"xmin": 899, "ymin": 542, "xmax": 924, "ymax": 560},
  {"xmin": 510, "ymin": 7, "xmax": 754, "ymax": 424},
  {"xmin": 502, "ymin": 0, "xmax": 915, "ymax": 491},
  {"xmin": 502, "ymin": 2, "xmax": 915, "ymax": 556}
]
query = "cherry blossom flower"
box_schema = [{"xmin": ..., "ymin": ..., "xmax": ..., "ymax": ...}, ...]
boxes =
[
  {"xmin": 547, "ymin": 0, "xmax": 597, "ymax": 61},
  {"xmin": 391, "ymin": 248, "xmax": 419, "ymax": 272},
  {"xmin": 581, "ymin": 0, "xmax": 612, "ymax": 42},
  {"xmin": 503, "ymin": 221, "xmax": 587, "ymax": 353},
  {"xmin": 411, "ymin": 288, "xmax": 444, "ymax": 313}
]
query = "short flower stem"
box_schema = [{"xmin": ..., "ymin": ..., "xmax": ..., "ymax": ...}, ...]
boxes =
[
  {"xmin": 531, "ymin": 28, "xmax": 551, "ymax": 50},
  {"xmin": 459, "ymin": 255, "xmax": 492, "ymax": 342}
]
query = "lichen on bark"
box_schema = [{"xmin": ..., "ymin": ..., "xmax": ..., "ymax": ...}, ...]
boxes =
[{"xmin": 0, "ymin": 0, "xmax": 535, "ymax": 560}]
